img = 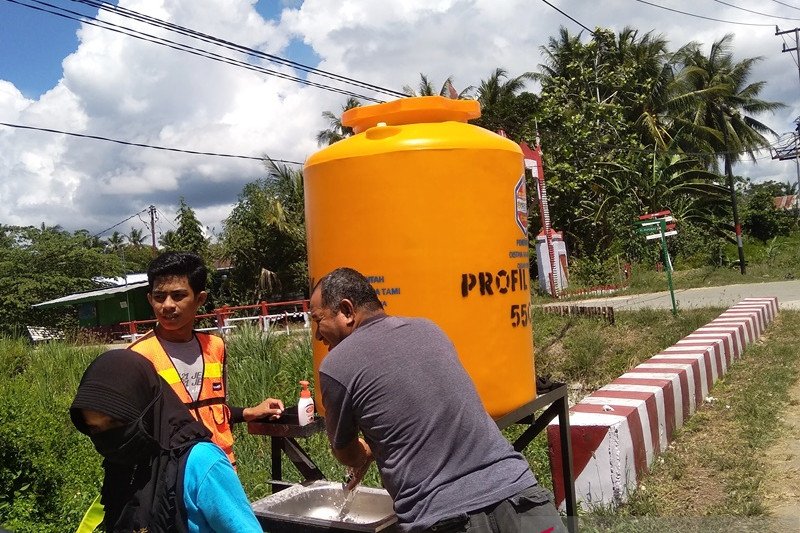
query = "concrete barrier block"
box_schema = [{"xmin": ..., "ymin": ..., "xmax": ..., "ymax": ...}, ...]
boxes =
[{"xmin": 547, "ymin": 297, "xmax": 778, "ymax": 510}]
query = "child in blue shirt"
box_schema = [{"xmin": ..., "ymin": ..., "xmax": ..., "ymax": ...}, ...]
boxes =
[{"xmin": 70, "ymin": 349, "xmax": 262, "ymax": 532}]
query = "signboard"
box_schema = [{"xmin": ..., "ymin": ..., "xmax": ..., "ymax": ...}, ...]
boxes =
[{"xmin": 634, "ymin": 210, "xmax": 678, "ymax": 315}]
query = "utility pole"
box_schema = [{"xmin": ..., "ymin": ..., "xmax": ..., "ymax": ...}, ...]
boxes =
[
  {"xmin": 149, "ymin": 205, "xmax": 157, "ymax": 257},
  {"xmin": 776, "ymin": 27, "xmax": 800, "ymax": 210}
]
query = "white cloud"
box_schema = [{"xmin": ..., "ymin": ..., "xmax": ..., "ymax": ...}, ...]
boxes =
[{"xmin": 0, "ymin": 0, "xmax": 798, "ymax": 238}]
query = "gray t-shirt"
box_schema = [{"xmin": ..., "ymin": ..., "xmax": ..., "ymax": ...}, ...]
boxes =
[
  {"xmin": 161, "ymin": 337, "xmax": 204, "ymax": 402},
  {"xmin": 319, "ymin": 315, "xmax": 537, "ymax": 532}
]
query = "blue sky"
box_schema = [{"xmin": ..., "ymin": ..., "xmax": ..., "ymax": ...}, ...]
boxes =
[
  {"xmin": 0, "ymin": 0, "xmax": 320, "ymax": 98},
  {"xmin": 0, "ymin": 0, "xmax": 798, "ymax": 237},
  {"xmin": 0, "ymin": 1, "xmax": 85, "ymax": 97}
]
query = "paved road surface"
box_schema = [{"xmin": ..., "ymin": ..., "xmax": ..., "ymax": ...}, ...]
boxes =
[{"xmin": 546, "ymin": 280, "xmax": 800, "ymax": 310}]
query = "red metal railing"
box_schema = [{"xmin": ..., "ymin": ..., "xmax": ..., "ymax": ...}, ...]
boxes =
[{"xmin": 120, "ymin": 299, "xmax": 310, "ymax": 337}]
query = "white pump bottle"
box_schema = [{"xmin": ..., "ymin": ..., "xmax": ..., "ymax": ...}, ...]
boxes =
[{"xmin": 297, "ymin": 380, "xmax": 315, "ymax": 426}]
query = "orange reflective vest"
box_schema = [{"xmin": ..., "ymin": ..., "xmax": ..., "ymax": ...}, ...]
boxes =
[{"xmin": 129, "ymin": 331, "xmax": 236, "ymax": 466}]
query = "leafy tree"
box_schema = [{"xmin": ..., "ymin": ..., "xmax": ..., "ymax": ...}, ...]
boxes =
[
  {"xmin": 221, "ymin": 159, "xmax": 307, "ymax": 302},
  {"xmin": 742, "ymin": 181, "xmax": 799, "ymax": 241},
  {"xmin": 0, "ymin": 225, "xmax": 121, "ymax": 334},
  {"xmin": 316, "ymin": 97, "xmax": 362, "ymax": 146},
  {"xmin": 173, "ymin": 197, "xmax": 209, "ymax": 259}
]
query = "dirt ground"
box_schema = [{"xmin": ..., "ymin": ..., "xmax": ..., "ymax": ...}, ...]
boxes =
[{"xmin": 761, "ymin": 374, "xmax": 800, "ymax": 523}]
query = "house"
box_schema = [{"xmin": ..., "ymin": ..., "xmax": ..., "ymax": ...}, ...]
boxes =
[
  {"xmin": 773, "ymin": 195, "xmax": 798, "ymax": 210},
  {"xmin": 33, "ymin": 274, "xmax": 154, "ymax": 329}
]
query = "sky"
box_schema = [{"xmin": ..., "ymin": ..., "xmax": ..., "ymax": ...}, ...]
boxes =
[{"xmin": 1, "ymin": 0, "xmax": 800, "ymax": 243}]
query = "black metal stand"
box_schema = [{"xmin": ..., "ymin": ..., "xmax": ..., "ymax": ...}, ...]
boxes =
[
  {"xmin": 494, "ymin": 383, "xmax": 578, "ymax": 533},
  {"xmin": 247, "ymin": 417, "xmax": 326, "ymax": 492}
]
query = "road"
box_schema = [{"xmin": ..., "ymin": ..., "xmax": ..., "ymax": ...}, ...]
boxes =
[{"xmin": 546, "ymin": 280, "xmax": 800, "ymax": 310}]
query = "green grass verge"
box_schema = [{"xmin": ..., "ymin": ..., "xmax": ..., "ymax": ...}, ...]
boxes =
[
  {"xmin": 578, "ymin": 310, "xmax": 800, "ymax": 531},
  {"xmin": 0, "ymin": 306, "xmax": 752, "ymax": 531}
]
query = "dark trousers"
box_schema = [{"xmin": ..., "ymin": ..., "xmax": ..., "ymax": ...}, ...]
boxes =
[{"xmin": 426, "ymin": 486, "xmax": 567, "ymax": 533}]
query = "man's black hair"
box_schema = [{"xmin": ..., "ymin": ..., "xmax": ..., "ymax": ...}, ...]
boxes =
[
  {"xmin": 147, "ymin": 252, "xmax": 207, "ymax": 294},
  {"xmin": 315, "ymin": 267, "xmax": 383, "ymax": 313}
]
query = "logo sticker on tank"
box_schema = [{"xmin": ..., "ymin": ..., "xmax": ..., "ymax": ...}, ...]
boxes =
[{"xmin": 514, "ymin": 175, "xmax": 528, "ymax": 236}]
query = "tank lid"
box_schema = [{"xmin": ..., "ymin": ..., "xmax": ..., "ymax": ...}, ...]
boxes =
[{"xmin": 342, "ymin": 96, "xmax": 481, "ymax": 134}]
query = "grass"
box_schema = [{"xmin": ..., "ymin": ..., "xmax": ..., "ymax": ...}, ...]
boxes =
[
  {"xmin": 577, "ymin": 310, "xmax": 800, "ymax": 531},
  {"xmin": 2, "ymin": 304, "xmax": 787, "ymax": 531},
  {"xmin": 532, "ymin": 307, "xmax": 722, "ymax": 391}
]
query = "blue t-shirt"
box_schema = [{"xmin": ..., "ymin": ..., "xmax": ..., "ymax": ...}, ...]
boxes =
[{"xmin": 183, "ymin": 442, "xmax": 262, "ymax": 533}]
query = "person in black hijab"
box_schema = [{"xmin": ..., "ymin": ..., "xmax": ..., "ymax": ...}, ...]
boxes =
[{"xmin": 70, "ymin": 349, "xmax": 262, "ymax": 532}]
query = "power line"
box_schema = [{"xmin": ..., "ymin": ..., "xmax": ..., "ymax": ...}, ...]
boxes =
[
  {"xmin": 0, "ymin": 121, "xmax": 303, "ymax": 165},
  {"xmin": 5, "ymin": 0, "xmax": 386, "ymax": 103},
  {"xmin": 711, "ymin": 0, "xmax": 800, "ymax": 21},
  {"xmin": 92, "ymin": 208, "xmax": 150, "ymax": 238},
  {"xmin": 539, "ymin": 0, "xmax": 595, "ymax": 35},
  {"xmin": 770, "ymin": 0, "xmax": 800, "ymax": 13},
  {"xmin": 72, "ymin": 0, "xmax": 407, "ymax": 99},
  {"xmin": 632, "ymin": 0, "xmax": 776, "ymax": 26}
]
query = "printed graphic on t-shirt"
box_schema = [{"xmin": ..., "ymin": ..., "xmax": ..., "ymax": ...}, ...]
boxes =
[
  {"xmin": 180, "ymin": 370, "xmax": 203, "ymax": 401},
  {"xmin": 161, "ymin": 337, "xmax": 204, "ymax": 402}
]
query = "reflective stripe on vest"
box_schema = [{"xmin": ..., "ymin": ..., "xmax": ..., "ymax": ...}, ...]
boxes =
[{"xmin": 129, "ymin": 331, "xmax": 236, "ymax": 465}]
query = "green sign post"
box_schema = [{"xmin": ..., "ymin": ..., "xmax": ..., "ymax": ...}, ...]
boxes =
[{"xmin": 635, "ymin": 213, "xmax": 678, "ymax": 316}]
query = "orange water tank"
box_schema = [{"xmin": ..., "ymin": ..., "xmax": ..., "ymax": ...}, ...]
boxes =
[{"xmin": 304, "ymin": 96, "xmax": 535, "ymax": 418}]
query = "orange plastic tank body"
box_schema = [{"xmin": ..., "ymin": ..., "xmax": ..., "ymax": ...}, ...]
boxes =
[{"xmin": 304, "ymin": 96, "xmax": 535, "ymax": 418}]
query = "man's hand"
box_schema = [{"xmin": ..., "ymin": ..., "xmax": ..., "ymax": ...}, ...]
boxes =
[
  {"xmin": 334, "ymin": 438, "xmax": 373, "ymax": 490},
  {"xmin": 242, "ymin": 397, "xmax": 284, "ymax": 421}
]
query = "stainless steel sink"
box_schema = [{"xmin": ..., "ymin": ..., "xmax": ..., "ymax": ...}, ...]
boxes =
[{"xmin": 252, "ymin": 480, "xmax": 398, "ymax": 532}]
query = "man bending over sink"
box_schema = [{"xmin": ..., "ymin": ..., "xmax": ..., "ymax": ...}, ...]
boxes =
[{"xmin": 310, "ymin": 267, "xmax": 566, "ymax": 533}]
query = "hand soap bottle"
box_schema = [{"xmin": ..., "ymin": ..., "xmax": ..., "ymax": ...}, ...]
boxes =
[{"xmin": 297, "ymin": 380, "xmax": 315, "ymax": 426}]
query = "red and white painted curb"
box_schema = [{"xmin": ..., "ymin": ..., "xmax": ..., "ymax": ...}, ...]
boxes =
[{"xmin": 547, "ymin": 297, "xmax": 779, "ymax": 510}]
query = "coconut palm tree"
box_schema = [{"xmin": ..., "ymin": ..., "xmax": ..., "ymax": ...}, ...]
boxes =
[
  {"xmin": 402, "ymin": 73, "xmax": 472, "ymax": 99},
  {"xmin": 128, "ymin": 227, "xmax": 146, "ymax": 247},
  {"xmin": 316, "ymin": 97, "xmax": 362, "ymax": 146},
  {"xmin": 679, "ymin": 35, "xmax": 783, "ymax": 167},
  {"xmin": 678, "ymin": 34, "xmax": 785, "ymax": 272},
  {"xmin": 475, "ymin": 68, "xmax": 534, "ymax": 109},
  {"xmin": 106, "ymin": 231, "xmax": 125, "ymax": 252}
]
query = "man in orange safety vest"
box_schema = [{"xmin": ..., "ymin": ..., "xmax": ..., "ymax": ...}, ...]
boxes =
[{"xmin": 129, "ymin": 251, "xmax": 283, "ymax": 467}]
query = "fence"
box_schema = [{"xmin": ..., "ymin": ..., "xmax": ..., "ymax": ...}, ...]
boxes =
[
  {"xmin": 540, "ymin": 305, "xmax": 615, "ymax": 325},
  {"xmin": 120, "ymin": 299, "xmax": 310, "ymax": 340}
]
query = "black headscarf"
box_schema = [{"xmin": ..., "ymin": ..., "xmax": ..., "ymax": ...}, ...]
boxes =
[{"xmin": 70, "ymin": 349, "xmax": 211, "ymax": 533}]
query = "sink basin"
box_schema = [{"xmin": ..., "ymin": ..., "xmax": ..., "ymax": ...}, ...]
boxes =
[{"xmin": 252, "ymin": 480, "xmax": 398, "ymax": 532}]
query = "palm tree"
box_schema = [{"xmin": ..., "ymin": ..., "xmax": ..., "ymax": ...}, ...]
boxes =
[
  {"xmin": 106, "ymin": 231, "xmax": 125, "ymax": 252},
  {"xmin": 678, "ymin": 34, "xmax": 785, "ymax": 272},
  {"xmin": 473, "ymin": 68, "xmax": 535, "ymax": 137},
  {"xmin": 128, "ymin": 227, "xmax": 146, "ymax": 247},
  {"xmin": 402, "ymin": 73, "xmax": 472, "ymax": 99},
  {"xmin": 316, "ymin": 97, "xmax": 362, "ymax": 146},
  {"xmin": 475, "ymin": 68, "xmax": 534, "ymax": 110}
]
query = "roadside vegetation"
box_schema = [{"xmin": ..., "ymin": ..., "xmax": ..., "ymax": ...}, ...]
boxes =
[
  {"xmin": 1, "ymin": 306, "xmax": 744, "ymax": 532},
  {"xmin": 580, "ymin": 311, "xmax": 800, "ymax": 532}
]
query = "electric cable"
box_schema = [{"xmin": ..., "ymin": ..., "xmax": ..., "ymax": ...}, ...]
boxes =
[
  {"xmin": 538, "ymin": 0, "xmax": 595, "ymax": 35},
  {"xmin": 0, "ymin": 121, "xmax": 303, "ymax": 165},
  {"xmin": 770, "ymin": 0, "xmax": 800, "ymax": 13},
  {"xmin": 72, "ymin": 0, "xmax": 407, "ymax": 99},
  {"xmin": 711, "ymin": 0, "xmax": 800, "ymax": 21},
  {"xmin": 632, "ymin": 0, "xmax": 776, "ymax": 26},
  {"xmin": 4, "ymin": 0, "xmax": 385, "ymax": 102},
  {"xmin": 91, "ymin": 208, "xmax": 150, "ymax": 238}
]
